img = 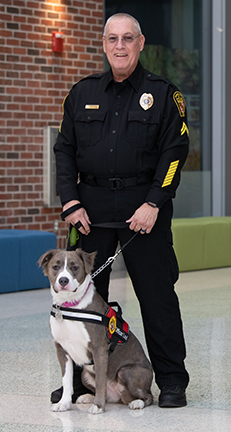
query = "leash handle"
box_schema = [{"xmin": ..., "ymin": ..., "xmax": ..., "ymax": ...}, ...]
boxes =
[{"xmin": 75, "ymin": 221, "xmax": 129, "ymax": 230}]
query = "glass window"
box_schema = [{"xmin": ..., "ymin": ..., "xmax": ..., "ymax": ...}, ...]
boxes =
[{"xmin": 105, "ymin": 0, "xmax": 212, "ymax": 217}]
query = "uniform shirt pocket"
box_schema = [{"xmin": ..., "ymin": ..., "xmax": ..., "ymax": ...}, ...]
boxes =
[
  {"xmin": 75, "ymin": 110, "xmax": 107, "ymax": 147},
  {"xmin": 127, "ymin": 111, "xmax": 160, "ymax": 147}
]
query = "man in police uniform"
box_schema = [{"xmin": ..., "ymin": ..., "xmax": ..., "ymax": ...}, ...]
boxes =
[{"xmin": 53, "ymin": 13, "xmax": 190, "ymax": 408}]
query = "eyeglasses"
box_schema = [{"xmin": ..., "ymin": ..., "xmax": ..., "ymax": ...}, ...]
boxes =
[{"xmin": 104, "ymin": 35, "xmax": 141, "ymax": 45}]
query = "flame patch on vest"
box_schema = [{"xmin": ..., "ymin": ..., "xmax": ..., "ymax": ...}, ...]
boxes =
[
  {"xmin": 162, "ymin": 160, "xmax": 179, "ymax": 187},
  {"xmin": 109, "ymin": 315, "xmax": 116, "ymax": 334},
  {"xmin": 106, "ymin": 306, "xmax": 129, "ymax": 344}
]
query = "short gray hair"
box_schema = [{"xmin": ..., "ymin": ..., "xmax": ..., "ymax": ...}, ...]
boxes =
[{"xmin": 103, "ymin": 13, "xmax": 142, "ymax": 37}]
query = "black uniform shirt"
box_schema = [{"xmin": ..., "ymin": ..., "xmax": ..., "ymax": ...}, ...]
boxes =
[{"xmin": 54, "ymin": 61, "xmax": 189, "ymax": 209}]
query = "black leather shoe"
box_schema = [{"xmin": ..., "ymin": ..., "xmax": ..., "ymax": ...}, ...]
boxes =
[{"xmin": 158, "ymin": 385, "xmax": 187, "ymax": 408}]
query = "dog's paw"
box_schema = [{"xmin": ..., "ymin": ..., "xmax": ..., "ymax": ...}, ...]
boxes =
[
  {"xmin": 129, "ymin": 399, "xmax": 145, "ymax": 410},
  {"xmin": 51, "ymin": 400, "xmax": 71, "ymax": 412},
  {"xmin": 88, "ymin": 404, "xmax": 104, "ymax": 415},
  {"xmin": 77, "ymin": 394, "xmax": 95, "ymax": 404}
]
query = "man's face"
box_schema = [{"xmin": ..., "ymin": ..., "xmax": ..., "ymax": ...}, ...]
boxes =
[{"xmin": 103, "ymin": 17, "xmax": 145, "ymax": 81}]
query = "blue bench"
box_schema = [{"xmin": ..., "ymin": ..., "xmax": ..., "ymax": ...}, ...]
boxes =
[{"xmin": 0, "ymin": 230, "xmax": 57, "ymax": 294}]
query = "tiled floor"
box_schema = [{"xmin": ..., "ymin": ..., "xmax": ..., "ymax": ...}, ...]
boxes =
[{"xmin": 1, "ymin": 266, "xmax": 231, "ymax": 432}]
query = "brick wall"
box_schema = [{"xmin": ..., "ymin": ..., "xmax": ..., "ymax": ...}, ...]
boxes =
[{"xmin": 0, "ymin": 0, "xmax": 104, "ymax": 248}]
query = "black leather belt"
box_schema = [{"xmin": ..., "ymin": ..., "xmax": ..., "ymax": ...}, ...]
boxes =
[{"xmin": 80, "ymin": 172, "xmax": 154, "ymax": 190}]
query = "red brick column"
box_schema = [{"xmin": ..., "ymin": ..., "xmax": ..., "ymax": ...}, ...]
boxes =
[{"xmin": 0, "ymin": 0, "xmax": 104, "ymax": 248}]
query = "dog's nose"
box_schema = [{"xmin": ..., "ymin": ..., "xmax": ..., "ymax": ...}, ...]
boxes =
[{"xmin": 59, "ymin": 277, "xmax": 69, "ymax": 287}]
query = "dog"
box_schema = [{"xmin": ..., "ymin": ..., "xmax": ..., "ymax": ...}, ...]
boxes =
[{"xmin": 39, "ymin": 249, "xmax": 153, "ymax": 414}]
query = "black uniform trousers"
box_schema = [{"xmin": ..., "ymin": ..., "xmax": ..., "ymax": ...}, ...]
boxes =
[{"xmin": 73, "ymin": 194, "xmax": 189, "ymax": 390}]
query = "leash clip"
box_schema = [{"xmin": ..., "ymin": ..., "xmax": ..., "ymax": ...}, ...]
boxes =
[
  {"xmin": 110, "ymin": 250, "xmax": 120, "ymax": 261},
  {"xmin": 107, "ymin": 256, "xmax": 116, "ymax": 264},
  {"xmin": 91, "ymin": 232, "xmax": 139, "ymax": 279}
]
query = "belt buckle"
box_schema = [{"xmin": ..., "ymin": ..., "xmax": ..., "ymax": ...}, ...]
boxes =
[{"xmin": 109, "ymin": 178, "xmax": 124, "ymax": 190}]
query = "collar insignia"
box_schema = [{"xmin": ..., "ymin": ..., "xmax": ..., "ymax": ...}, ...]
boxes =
[{"xmin": 139, "ymin": 93, "xmax": 154, "ymax": 110}]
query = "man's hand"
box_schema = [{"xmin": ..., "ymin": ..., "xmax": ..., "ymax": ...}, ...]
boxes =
[
  {"xmin": 126, "ymin": 203, "xmax": 159, "ymax": 234},
  {"xmin": 63, "ymin": 200, "xmax": 91, "ymax": 235}
]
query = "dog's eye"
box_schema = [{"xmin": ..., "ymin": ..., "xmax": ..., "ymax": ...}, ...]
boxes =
[
  {"xmin": 70, "ymin": 266, "xmax": 78, "ymax": 272},
  {"xmin": 53, "ymin": 265, "xmax": 60, "ymax": 271}
]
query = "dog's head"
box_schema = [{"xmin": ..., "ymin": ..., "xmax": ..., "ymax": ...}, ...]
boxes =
[{"xmin": 39, "ymin": 249, "xmax": 96, "ymax": 297}]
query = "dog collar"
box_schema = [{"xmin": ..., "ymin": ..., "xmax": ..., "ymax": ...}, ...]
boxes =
[{"xmin": 60, "ymin": 281, "xmax": 91, "ymax": 308}]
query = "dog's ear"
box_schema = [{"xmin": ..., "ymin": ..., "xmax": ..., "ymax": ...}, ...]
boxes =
[
  {"xmin": 38, "ymin": 249, "xmax": 58, "ymax": 276},
  {"xmin": 77, "ymin": 249, "xmax": 97, "ymax": 274}
]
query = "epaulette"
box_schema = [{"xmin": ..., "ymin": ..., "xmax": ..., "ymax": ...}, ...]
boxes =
[
  {"xmin": 70, "ymin": 71, "xmax": 107, "ymax": 91},
  {"xmin": 80, "ymin": 71, "xmax": 108, "ymax": 82},
  {"xmin": 145, "ymin": 70, "xmax": 171, "ymax": 84}
]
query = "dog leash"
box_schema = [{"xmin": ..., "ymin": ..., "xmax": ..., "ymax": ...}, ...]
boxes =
[
  {"xmin": 74, "ymin": 221, "xmax": 140, "ymax": 279},
  {"xmin": 66, "ymin": 220, "xmax": 140, "ymax": 279},
  {"xmin": 90, "ymin": 229, "xmax": 139, "ymax": 279},
  {"xmin": 60, "ymin": 208, "xmax": 141, "ymax": 279}
]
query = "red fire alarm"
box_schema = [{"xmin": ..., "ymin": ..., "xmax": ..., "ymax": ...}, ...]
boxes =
[{"xmin": 52, "ymin": 31, "xmax": 64, "ymax": 52}]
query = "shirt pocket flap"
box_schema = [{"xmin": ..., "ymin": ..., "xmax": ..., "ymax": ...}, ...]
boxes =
[
  {"xmin": 75, "ymin": 111, "xmax": 107, "ymax": 123},
  {"xmin": 128, "ymin": 111, "xmax": 160, "ymax": 125}
]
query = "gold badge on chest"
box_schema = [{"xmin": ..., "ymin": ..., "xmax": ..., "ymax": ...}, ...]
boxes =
[{"xmin": 139, "ymin": 93, "xmax": 154, "ymax": 110}]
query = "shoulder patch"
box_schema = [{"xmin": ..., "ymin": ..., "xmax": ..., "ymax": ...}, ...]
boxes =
[{"xmin": 173, "ymin": 91, "xmax": 186, "ymax": 117}]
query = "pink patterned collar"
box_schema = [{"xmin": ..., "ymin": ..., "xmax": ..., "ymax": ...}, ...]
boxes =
[{"xmin": 61, "ymin": 281, "xmax": 91, "ymax": 308}]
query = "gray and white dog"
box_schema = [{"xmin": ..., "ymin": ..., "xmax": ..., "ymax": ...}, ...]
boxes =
[{"xmin": 39, "ymin": 249, "xmax": 153, "ymax": 414}]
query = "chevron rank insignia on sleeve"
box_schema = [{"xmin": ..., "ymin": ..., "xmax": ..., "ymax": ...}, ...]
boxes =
[{"xmin": 181, "ymin": 122, "xmax": 189, "ymax": 136}]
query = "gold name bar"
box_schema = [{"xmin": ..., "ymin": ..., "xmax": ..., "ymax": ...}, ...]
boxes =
[{"xmin": 85, "ymin": 105, "xmax": 100, "ymax": 109}]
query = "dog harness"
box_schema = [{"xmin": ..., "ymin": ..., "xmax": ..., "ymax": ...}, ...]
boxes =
[{"xmin": 51, "ymin": 301, "xmax": 129, "ymax": 353}]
